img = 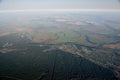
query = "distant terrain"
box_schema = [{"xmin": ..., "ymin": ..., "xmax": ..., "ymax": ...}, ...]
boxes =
[{"xmin": 0, "ymin": 11, "xmax": 120, "ymax": 80}]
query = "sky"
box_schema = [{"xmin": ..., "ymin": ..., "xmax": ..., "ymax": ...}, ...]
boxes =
[{"xmin": 0, "ymin": 0, "xmax": 120, "ymax": 10}]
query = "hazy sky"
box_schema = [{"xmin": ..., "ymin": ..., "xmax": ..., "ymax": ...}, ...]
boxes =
[{"xmin": 0, "ymin": 0, "xmax": 120, "ymax": 10}]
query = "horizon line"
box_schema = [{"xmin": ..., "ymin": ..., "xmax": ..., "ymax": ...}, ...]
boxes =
[{"xmin": 0, "ymin": 9, "xmax": 120, "ymax": 12}]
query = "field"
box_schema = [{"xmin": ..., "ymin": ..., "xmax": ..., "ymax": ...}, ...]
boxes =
[{"xmin": 0, "ymin": 11, "xmax": 120, "ymax": 80}]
